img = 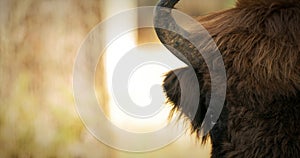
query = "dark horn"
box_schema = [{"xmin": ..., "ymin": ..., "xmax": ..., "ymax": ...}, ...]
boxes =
[{"xmin": 154, "ymin": 0, "xmax": 201, "ymax": 68}]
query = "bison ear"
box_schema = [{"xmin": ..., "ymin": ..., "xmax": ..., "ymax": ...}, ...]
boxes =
[{"xmin": 163, "ymin": 67, "xmax": 208, "ymax": 135}]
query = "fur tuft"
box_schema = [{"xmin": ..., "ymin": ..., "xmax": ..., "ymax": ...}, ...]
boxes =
[{"xmin": 163, "ymin": 67, "xmax": 211, "ymax": 143}]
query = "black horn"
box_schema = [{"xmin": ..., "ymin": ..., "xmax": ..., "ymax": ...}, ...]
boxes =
[{"xmin": 154, "ymin": 0, "xmax": 203, "ymax": 69}]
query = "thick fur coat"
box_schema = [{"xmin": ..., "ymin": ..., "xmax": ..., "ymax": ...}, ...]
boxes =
[{"xmin": 155, "ymin": 0, "xmax": 300, "ymax": 157}]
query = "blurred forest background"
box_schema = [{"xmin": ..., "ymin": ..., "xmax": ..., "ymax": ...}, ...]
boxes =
[{"xmin": 0, "ymin": 0, "xmax": 234, "ymax": 157}]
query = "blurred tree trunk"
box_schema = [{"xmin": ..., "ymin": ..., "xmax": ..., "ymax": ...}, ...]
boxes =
[{"xmin": 0, "ymin": 0, "xmax": 112, "ymax": 157}]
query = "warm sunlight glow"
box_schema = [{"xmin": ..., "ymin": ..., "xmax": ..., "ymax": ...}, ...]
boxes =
[
  {"xmin": 128, "ymin": 64, "xmax": 168, "ymax": 107},
  {"xmin": 105, "ymin": 33, "xmax": 175, "ymax": 133}
]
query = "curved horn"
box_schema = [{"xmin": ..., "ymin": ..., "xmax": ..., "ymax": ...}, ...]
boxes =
[{"xmin": 154, "ymin": 0, "xmax": 200, "ymax": 68}]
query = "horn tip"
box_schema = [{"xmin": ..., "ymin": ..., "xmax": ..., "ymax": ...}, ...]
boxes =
[{"xmin": 157, "ymin": 0, "xmax": 180, "ymax": 8}]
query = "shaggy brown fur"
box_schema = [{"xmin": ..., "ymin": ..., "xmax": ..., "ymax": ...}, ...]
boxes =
[{"xmin": 155, "ymin": 0, "xmax": 300, "ymax": 157}]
